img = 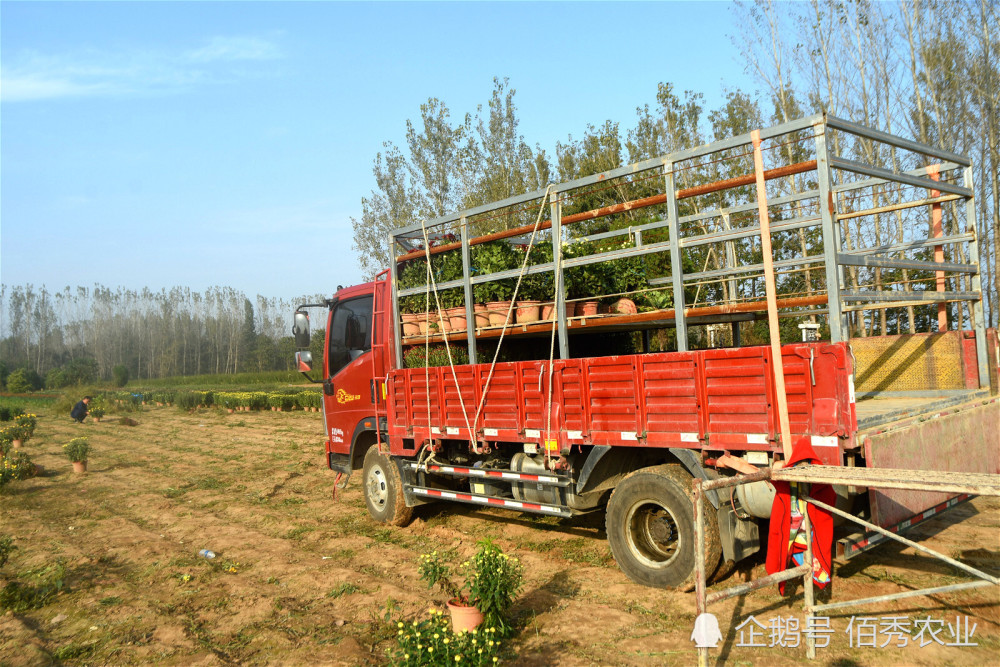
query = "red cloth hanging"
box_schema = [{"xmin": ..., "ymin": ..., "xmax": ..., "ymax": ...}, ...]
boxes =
[{"xmin": 765, "ymin": 435, "xmax": 835, "ymax": 593}]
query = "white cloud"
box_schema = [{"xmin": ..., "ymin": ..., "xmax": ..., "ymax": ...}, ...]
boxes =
[
  {"xmin": 185, "ymin": 36, "xmax": 282, "ymax": 64},
  {"xmin": 1, "ymin": 36, "xmax": 283, "ymax": 102}
]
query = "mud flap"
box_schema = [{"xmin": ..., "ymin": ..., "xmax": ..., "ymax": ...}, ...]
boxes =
[{"xmin": 717, "ymin": 502, "xmax": 761, "ymax": 563}]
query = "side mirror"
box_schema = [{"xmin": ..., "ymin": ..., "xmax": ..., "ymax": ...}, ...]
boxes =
[
  {"xmin": 293, "ymin": 311, "xmax": 311, "ymax": 348},
  {"xmin": 295, "ymin": 350, "xmax": 313, "ymax": 373}
]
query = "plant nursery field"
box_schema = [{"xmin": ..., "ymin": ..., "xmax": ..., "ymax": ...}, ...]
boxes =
[{"xmin": 1, "ymin": 402, "xmax": 998, "ymax": 665}]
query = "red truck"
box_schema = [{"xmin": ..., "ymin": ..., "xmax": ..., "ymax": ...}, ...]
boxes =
[{"xmin": 294, "ymin": 114, "xmax": 998, "ymax": 589}]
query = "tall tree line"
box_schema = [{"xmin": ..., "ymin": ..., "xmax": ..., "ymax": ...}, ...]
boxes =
[
  {"xmin": 0, "ymin": 284, "xmax": 325, "ymax": 383},
  {"xmin": 352, "ymin": 1, "xmax": 998, "ymax": 331}
]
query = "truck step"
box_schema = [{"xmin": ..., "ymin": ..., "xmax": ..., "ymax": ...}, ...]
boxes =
[
  {"xmin": 405, "ymin": 484, "xmax": 572, "ymax": 517},
  {"xmin": 405, "ymin": 462, "xmax": 570, "ymax": 487}
]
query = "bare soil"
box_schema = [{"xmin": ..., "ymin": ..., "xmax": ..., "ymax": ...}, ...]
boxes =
[{"xmin": 1, "ymin": 406, "xmax": 997, "ymax": 665}]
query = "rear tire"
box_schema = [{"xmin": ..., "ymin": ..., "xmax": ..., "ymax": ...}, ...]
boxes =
[
  {"xmin": 606, "ymin": 464, "xmax": 721, "ymax": 590},
  {"xmin": 362, "ymin": 447, "xmax": 413, "ymax": 526}
]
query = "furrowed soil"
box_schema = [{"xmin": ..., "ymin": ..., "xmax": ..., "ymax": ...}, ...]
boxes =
[{"xmin": 1, "ymin": 405, "xmax": 997, "ymax": 665}]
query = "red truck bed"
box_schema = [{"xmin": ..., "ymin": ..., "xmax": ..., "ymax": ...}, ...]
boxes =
[{"xmin": 386, "ymin": 341, "xmax": 855, "ymax": 465}]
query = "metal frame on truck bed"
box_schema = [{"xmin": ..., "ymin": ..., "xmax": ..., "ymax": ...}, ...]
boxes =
[{"xmin": 294, "ymin": 112, "xmax": 997, "ymax": 590}]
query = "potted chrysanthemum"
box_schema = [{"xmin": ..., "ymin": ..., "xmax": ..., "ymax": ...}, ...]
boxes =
[
  {"xmin": 418, "ymin": 539, "xmax": 523, "ymax": 635},
  {"xmin": 64, "ymin": 437, "xmax": 91, "ymax": 474}
]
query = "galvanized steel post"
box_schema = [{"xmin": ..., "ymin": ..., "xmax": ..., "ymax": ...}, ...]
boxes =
[
  {"xmin": 459, "ymin": 217, "xmax": 477, "ymax": 366},
  {"xmin": 963, "ymin": 165, "xmax": 991, "ymax": 390},
  {"xmin": 663, "ymin": 161, "xmax": 688, "ymax": 351},
  {"xmin": 813, "ymin": 126, "xmax": 847, "ymax": 343},
  {"xmin": 550, "ymin": 192, "xmax": 570, "ymax": 361}
]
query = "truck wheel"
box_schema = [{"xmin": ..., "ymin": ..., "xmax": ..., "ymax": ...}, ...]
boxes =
[
  {"xmin": 606, "ymin": 464, "xmax": 721, "ymax": 590},
  {"xmin": 362, "ymin": 447, "xmax": 413, "ymax": 527}
]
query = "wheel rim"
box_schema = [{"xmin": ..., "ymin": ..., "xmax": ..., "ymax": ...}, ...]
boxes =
[
  {"xmin": 366, "ymin": 463, "xmax": 388, "ymax": 511},
  {"xmin": 623, "ymin": 498, "xmax": 681, "ymax": 569}
]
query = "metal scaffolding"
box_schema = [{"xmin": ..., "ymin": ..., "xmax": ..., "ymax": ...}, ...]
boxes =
[{"xmin": 387, "ymin": 113, "xmax": 990, "ymax": 392}]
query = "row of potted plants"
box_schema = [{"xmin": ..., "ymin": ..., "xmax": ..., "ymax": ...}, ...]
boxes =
[
  {"xmin": 214, "ymin": 391, "xmax": 323, "ymax": 412},
  {"xmin": 396, "ymin": 238, "xmax": 657, "ymax": 337}
]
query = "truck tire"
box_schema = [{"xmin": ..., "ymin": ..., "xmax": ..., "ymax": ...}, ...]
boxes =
[
  {"xmin": 362, "ymin": 447, "xmax": 413, "ymax": 527},
  {"xmin": 606, "ymin": 464, "xmax": 721, "ymax": 590}
]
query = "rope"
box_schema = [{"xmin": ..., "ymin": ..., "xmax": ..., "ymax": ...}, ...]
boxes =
[{"xmin": 469, "ymin": 185, "xmax": 555, "ymax": 449}]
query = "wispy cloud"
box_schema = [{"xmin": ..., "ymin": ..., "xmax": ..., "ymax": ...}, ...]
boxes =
[
  {"xmin": 1, "ymin": 35, "xmax": 283, "ymax": 103},
  {"xmin": 185, "ymin": 36, "xmax": 282, "ymax": 64}
]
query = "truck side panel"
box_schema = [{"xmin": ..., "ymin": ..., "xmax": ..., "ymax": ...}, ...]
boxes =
[{"xmin": 386, "ymin": 341, "xmax": 853, "ymax": 462}]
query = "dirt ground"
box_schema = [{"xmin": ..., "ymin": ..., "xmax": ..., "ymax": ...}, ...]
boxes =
[{"xmin": 1, "ymin": 404, "xmax": 997, "ymax": 665}]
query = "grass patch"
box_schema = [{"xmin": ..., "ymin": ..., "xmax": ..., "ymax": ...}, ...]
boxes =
[
  {"xmin": 53, "ymin": 643, "xmax": 96, "ymax": 661},
  {"xmin": 285, "ymin": 526, "xmax": 315, "ymax": 540},
  {"xmin": 0, "ymin": 563, "xmax": 66, "ymax": 612},
  {"xmin": 326, "ymin": 582, "xmax": 364, "ymax": 598}
]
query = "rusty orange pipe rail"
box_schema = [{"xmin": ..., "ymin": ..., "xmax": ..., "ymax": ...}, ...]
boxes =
[{"xmin": 395, "ymin": 160, "xmax": 818, "ymax": 263}]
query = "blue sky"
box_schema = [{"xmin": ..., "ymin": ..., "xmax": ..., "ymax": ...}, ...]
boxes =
[{"xmin": 2, "ymin": 1, "xmax": 746, "ymax": 301}]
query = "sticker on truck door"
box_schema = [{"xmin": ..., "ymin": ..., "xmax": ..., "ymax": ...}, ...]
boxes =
[
  {"xmin": 336, "ymin": 388, "xmax": 361, "ymax": 404},
  {"xmin": 331, "ymin": 427, "xmax": 345, "ymax": 443}
]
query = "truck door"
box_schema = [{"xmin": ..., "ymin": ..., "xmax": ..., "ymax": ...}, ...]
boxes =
[{"xmin": 324, "ymin": 295, "xmax": 375, "ymax": 455}]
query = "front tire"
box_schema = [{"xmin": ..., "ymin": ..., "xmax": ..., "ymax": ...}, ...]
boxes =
[
  {"xmin": 606, "ymin": 464, "xmax": 721, "ymax": 590},
  {"xmin": 362, "ymin": 447, "xmax": 413, "ymax": 526}
]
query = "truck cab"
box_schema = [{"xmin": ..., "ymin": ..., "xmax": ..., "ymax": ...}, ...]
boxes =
[{"xmin": 296, "ymin": 281, "xmax": 387, "ymax": 478}]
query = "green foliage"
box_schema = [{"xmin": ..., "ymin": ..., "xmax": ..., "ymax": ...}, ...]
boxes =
[
  {"xmin": 112, "ymin": 365, "xmax": 129, "ymax": 387},
  {"xmin": 464, "ymin": 540, "xmax": 523, "ymax": 637},
  {"xmin": 471, "ymin": 241, "xmax": 519, "ymax": 303},
  {"xmin": 403, "ymin": 345, "xmax": 470, "ymax": 369},
  {"xmin": 0, "ymin": 536, "xmax": 15, "ymax": 569},
  {"xmin": 64, "ymin": 437, "xmax": 90, "ymax": 463},
  {"xmin": 266, "ymin": 393, "xmax": 296, "ymax": 411},
  {"xmin": 390, "ymin": 609, "xmax": 502, "ymax": 666},
  {"xmin": 418, "ymin": 550, "xmax": 461, "ymax": 601},
  {"xmin": 0, "ymin": 562, "xmax": 66, "ymax": 612},
  {"xmin": 6, "ymin": 368, "xmax": 41, "ymax": 394},
  {"xmin": 0, "ymin": 405, "xmax": 25, "ymax": 422}
]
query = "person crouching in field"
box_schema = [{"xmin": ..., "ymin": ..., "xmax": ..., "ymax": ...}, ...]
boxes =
[{"xmin": 71, "ymin": 396, "xmax": 92, "ymax": 423}]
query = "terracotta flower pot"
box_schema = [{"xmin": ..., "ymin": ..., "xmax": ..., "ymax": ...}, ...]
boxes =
[
  {"xmin": 447, "ymin": 599, "xmax": 484, "ymax": 633},
  {"xmin": 12, "ymin": 439, "xmax": 22, "ymax": 450},
  {"xmin": 486, "ymin": 301, "xmax": 514, "ymax": 326},
  {"xmin": 541, "ymin": 301, "xmax": 576, "ymax": 321},
  {"xmin": 401, "ymin": 312, "xmax": 420, "ymax": 336},
  {"xmin": 445, "ymin": 306, "xmax": 467, "ymax": 332},
  {"xmin": 227, "ymin": 408, "xmax": 235, "ymax": 414},
  {"xmin": 578, "ymin": 300, "xmax": 600, "ymax": 317},
  {"xmin": 473, "ymin": 303, "xmax": 490, "ymax": 328},
  {"xmin": 72, "ymin": 461, "xmax": 88, "ymax": 474},
  {"xmin": 515, "ymin": 300, "xmax": 541, "ymax": 324},
  {"xmin": 613, "ymin": 298, "xmax": 638, "ymax": 314}
]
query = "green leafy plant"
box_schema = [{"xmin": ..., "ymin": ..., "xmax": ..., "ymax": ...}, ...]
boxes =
[
  {"xmin": 89, "ymin": 405, "xmax": 106, "ymax": 419},
  {"xmin": 472, "ymin": 241, "xmax": 519, "ymax": 303},
  {"xmin": 404, "ymin": 345, "xmax": 470, "ymax": 369},
  {"xmin": 418, "ymin": 540, "xmax": 523, "ymax": 637},
  {"xmin": 63, "ymin": 437, "xmax": 90, "ymax": 463},
  {"xmin": 464, "ymin": 540, "xmax": 523, "ymax": 636}
]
